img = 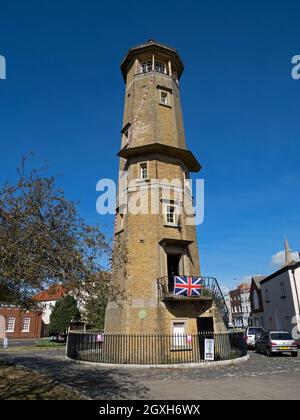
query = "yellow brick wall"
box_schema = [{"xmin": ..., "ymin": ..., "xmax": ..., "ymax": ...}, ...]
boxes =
[{"xmin": 105, "ymin": 45, "xmax": 225, "ymax": 335}]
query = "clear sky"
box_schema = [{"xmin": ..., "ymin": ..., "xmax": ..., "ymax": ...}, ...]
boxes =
[{"xmin": 0, "ymin": 0, "xmax": 299, "ymax": 292}]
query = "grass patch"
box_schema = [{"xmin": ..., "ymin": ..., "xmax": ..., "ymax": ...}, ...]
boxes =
[
  {"xmin": 0, "ymin": 360, "xmax": 86, "ymax": 400},
  {"xmin": 35, "ymin": 339, "xmax": 65, "ymax": 348}
]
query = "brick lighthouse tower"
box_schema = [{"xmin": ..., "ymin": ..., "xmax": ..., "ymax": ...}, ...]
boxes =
[{"xmin": 105, "ymin": 40, "xmax": 227, "ymax": 335}]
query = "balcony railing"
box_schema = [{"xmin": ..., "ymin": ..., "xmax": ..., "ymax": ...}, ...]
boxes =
[
  {"xmin": 157, "ymin": 276, "xmax": 229, "ymax": 326},
  {"xmin": 140, "ymin": 60, "xmax": 170, "ymax": 75},
  {"xmin": 157, "ymin": 276, "xmax": 212, "ymax": 301}
]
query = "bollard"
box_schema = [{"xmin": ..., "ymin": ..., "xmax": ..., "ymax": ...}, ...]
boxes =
[{"xmin": 3, "ymin": 337, "xmax": 8, "ymax": 349}]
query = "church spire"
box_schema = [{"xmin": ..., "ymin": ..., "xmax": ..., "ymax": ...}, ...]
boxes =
[{"xmin": 284, "ymin": 236, "xmax": 292, "ymax": 265}]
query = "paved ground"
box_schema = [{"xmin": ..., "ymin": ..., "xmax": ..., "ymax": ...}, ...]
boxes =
[
  {"xmin": 0, "ymin": 339, "xmax": 42, "ymax": 348},
  {"xmin": 0, "ymin": 347, "xmax": 300, "ymax": 400}
]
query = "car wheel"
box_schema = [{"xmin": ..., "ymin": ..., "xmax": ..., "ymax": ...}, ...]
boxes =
[
  {"xmin": 292, "ymin": 352, "xmax": 298, "ymax": 357},
  {"xmin": 267, "ymin": 347, "xmax": 272, "ymax": 357}
]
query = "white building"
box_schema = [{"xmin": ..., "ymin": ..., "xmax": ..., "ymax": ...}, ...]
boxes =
[
  {"xmin": 240, "ymin": 288, "xmax": 251, "ymax": 327},
  {"xmin": 223, "ymin": 293, "xmax": 233, "ymax": 327},
  {"xmin": 33, "ymin": 285, "xmax": 65, "ymax": 333},
  {"xmin": 260, "ymin": 261, "xmax": 300, "ymax": 334}
]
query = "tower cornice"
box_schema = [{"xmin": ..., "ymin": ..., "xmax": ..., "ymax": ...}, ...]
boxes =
[
  {"xmin": 118, "ymin": 143, "xmax": 201, "ymax": 173},
  {"xmin": 120, "ymin": 40, "xmax": 184, "ymax": 82}
]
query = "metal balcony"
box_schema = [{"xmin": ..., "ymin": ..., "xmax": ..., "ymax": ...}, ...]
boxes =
[
  {"xmin": 157, "ymin": 276, "xmax": 214, "ymax": 302},
  {"xmin": 157, "ymin": 276, "xmax": 229, "ymax": 326}
]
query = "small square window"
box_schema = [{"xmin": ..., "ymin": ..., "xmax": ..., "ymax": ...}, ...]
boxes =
[
  {"xmin": 140, "ymin": 163, "xmax": 148, "ymax": 179},
  {"xmin": 160, "ymin": 90, "xmax": 168, "ymax": 105}
]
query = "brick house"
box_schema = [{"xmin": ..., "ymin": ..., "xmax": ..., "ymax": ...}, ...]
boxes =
[
  {"xmin": 0, "ymin": 305, "xmax": 42, "ymax": 339},
  {"xmin": 0, "ymin": 284, "xmax": 66, "ymax": 339},
  {"xmin": 229, "ymin": 283, "xmax": 251, "ymax": 327},
  {"xmin": 249, "ymin": 276, "xmax": 266, "ymax": 327}
]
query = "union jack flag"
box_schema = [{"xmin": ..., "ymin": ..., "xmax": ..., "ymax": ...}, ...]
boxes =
[{"xmin": 174, "ymin": 276, "xmax": 204, "ymax": 297}]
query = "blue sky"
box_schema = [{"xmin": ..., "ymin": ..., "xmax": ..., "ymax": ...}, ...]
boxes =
[{"xmin": 0, "ymin": 0, "xmax": 299, "ymax": 291}]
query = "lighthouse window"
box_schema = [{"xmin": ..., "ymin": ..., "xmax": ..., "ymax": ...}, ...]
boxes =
[
  {"xmin": 141, "ymin": 60, "xmax": 169, "ymax": 75},
  {"xmin": 166, "ymin": 205, "xmax": 176, "ymax": 225},
  {"xmin": 140, "ymin": 162, "xmax": 148, "ymax": 179},
  {"xmin": 141, "ymin": 61, "xmax": 152, "ymax": 73},
  {"xmin": 160, "ymin": 90, "xmax": 168, "ymax": 105},
  {"xmin": 154, "ymin": 61, "xmax": 168, "ymax": 74}
]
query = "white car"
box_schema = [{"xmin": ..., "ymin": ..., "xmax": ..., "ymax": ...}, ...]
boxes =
[{"xmin": 245, "ymin": 327, "xmax": 264, "ymax": 348}]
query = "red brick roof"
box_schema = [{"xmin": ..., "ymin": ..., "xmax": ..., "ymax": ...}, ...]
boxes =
[{"xmin": 33, "ymin": 285, "xmax": 66, "ymax": 302}]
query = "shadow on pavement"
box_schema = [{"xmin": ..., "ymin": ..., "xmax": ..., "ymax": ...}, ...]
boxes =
[{"xmin": 0, "ymin": 352, "xmax": 149, "ymax": 400}]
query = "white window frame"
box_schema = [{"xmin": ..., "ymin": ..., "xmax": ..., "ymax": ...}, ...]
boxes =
[
  {"xmin": 172, "ymin": 321, "xmax": 186, "ymax": 348},
  {"xmin": 139, "ymin": 162, "xmax": 148, "ymax": 180},
  {"xmin": 6, "ymin": 317, "xmax": 15, "ymax": 332},
  {"xmin": 160, "ymin": 90, "xmax": 169, "ymax": 105},
  {"xmin": 164, "ymin": 204, "xmax": 178, "ymax": 226},
  {"xmin": 21, "ymin": 317, "xmax": 31, "ymax": 332}
]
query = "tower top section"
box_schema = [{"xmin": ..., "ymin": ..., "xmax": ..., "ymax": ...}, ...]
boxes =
[{"xmin": 120, "ymin": 39, "xmax": 184, "ymax": 83}]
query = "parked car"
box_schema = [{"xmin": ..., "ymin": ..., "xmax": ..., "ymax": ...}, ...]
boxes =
[
  {"xmin": 244, "ymin": 327, "xmax": 264, "ymax": 348},
  {"xmin": 255, "ymin": 331, "xmax": 298, "ymax": 357},
  {"xmin": 49, "ymin": 334, "xmax": 67, "ymax": 343}
]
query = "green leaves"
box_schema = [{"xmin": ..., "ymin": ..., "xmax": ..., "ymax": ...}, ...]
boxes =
[
  {"xmin": 0, "ymin": 159, "xmax": 110, "ymax": 306},
  {"xmin": 49, "ymin": 295, "xmax": 80, "ymax": 335}
]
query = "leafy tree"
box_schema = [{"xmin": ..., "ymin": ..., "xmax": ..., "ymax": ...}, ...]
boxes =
[
  {"xmin": 79, "ymin": 271, "xmax": 111, "ymax": 330},
  {"xmin": 0, "ymin": 158, "xmax": 110, "ymax": 306},
  {"xmin": 48, "ymin": 295, "xmax": 80, "ymax": 335}
]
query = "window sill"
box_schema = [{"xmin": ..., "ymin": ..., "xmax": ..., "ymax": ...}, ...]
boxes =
[
  {"xmin": 164, "ymin": 223, "xmax": 180, "ymax": 228},
  {"xmin": 159, "ymin": 102, "xmax": 172, "ymax": 109},
  {"xmin": 136, "ymin": 178, "xmax": 150, "ymax": 183}
]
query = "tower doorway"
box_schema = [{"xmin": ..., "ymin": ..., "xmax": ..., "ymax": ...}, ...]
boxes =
[
  {"xmin": 197, "ymin": 317, "xmax": 214, "ymax": 360},
  {"xmin": 167, "ymin": 254, "xmax": 181, "ymax": 292},
  {"xmin": 197, "ymin": 317, "xmax": 214, "ymax": 332}
]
